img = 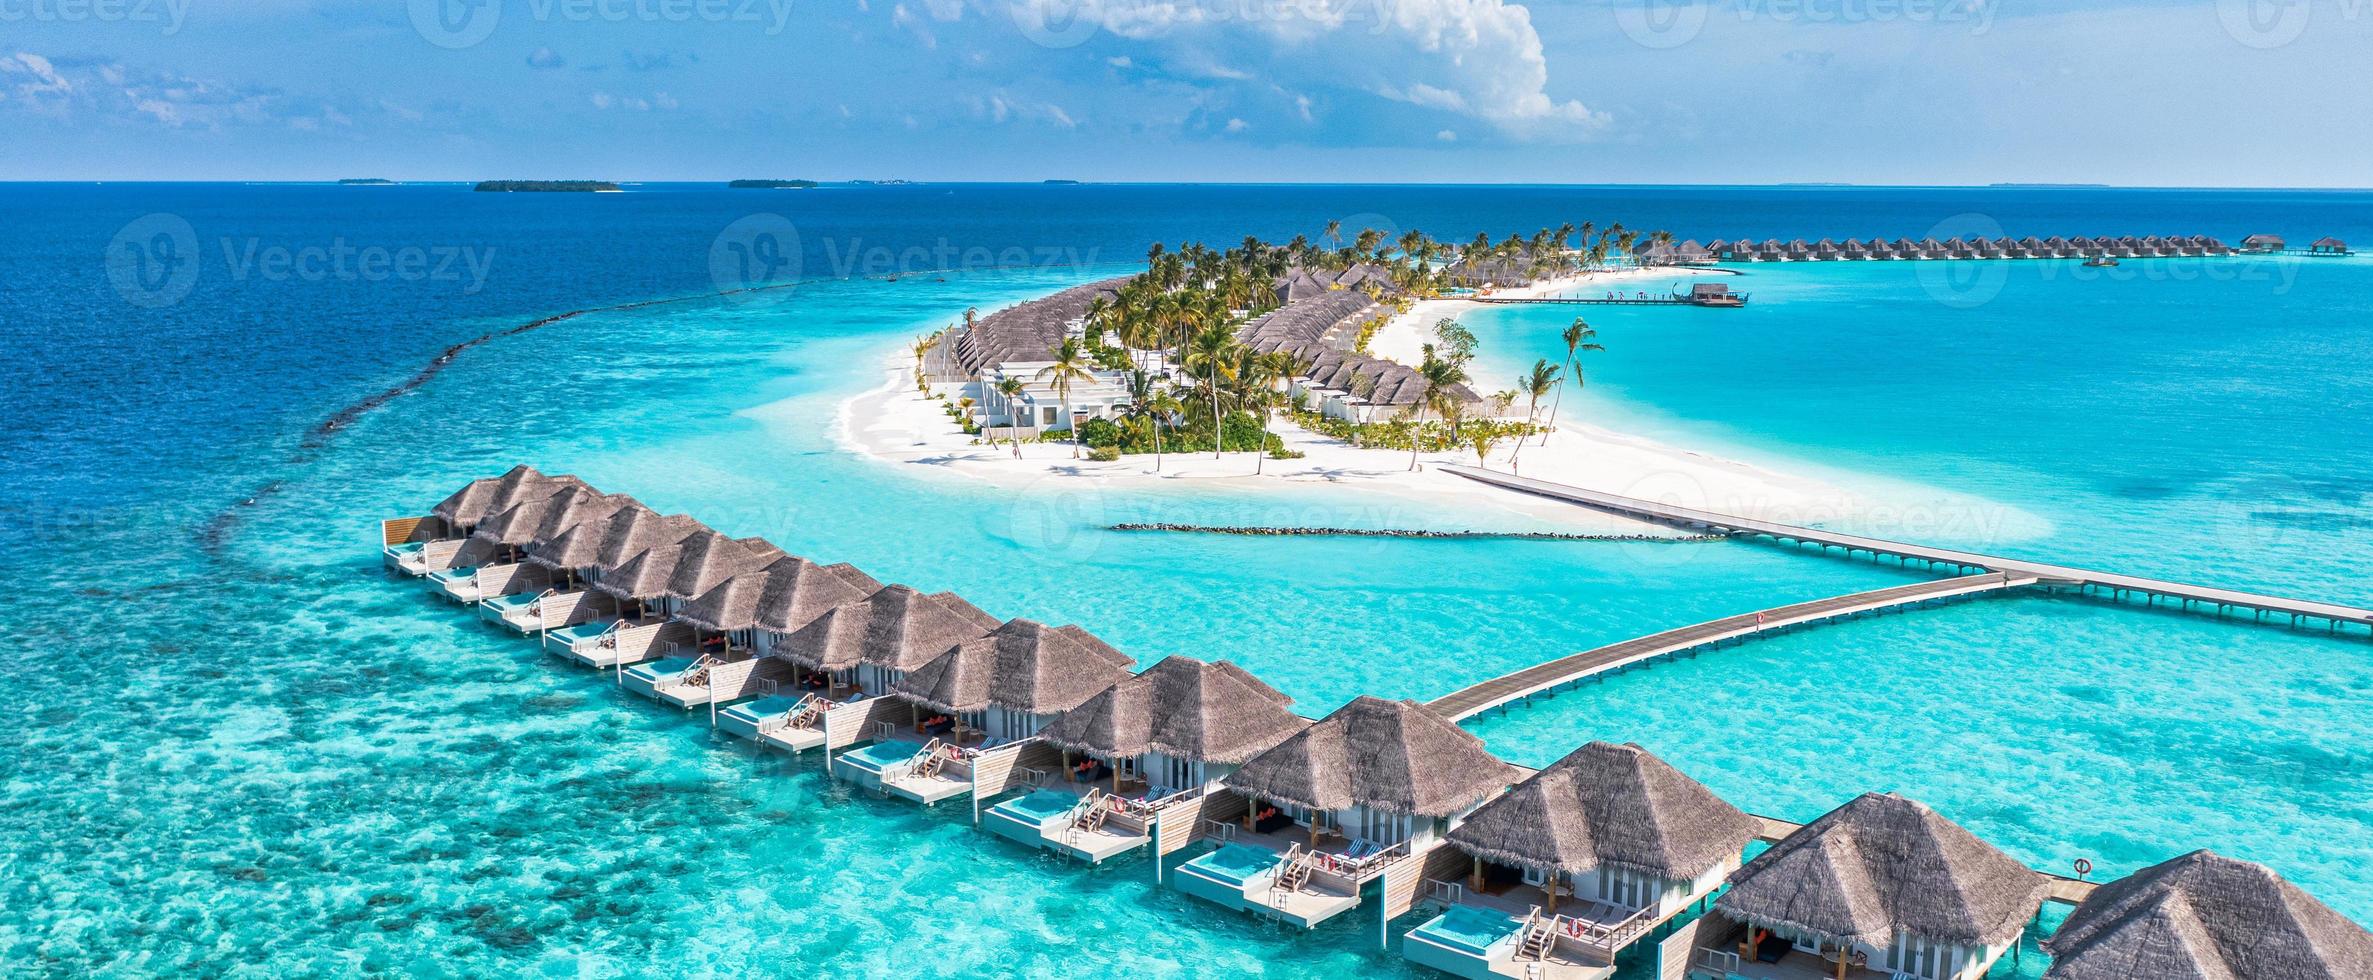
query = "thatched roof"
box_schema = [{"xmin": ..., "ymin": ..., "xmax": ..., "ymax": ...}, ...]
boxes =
[
  {"xmin": 2044, "ymin": 850, "xmax": 2373, "ymax": 980},
  {"xmin": 1037, "ymin": 655, "xmax": 1307, "ymax": 765},
  {"xmin": 890, "ymin": 618, "xmax": 1135, "ymax": 716},
  {"xmin": 527, "ymin": 490, "xmax": 635, "ymax": 553},
  {"xmin": 679, "ymin": 556, "xmax": 884, "ymax": 634},
  {"xmin": 525, "ymin": 500, "xmax": 654, "ymax": 571},
  {"xmin": 948, "ymin": 276, "xmax": 1132, "ymax": 375},
  {"xmin": 1445, "ymin": 741, "xmax": 1759, "ymax": 882},
  {"xmin": 751, "ymin": 560, "xmax": 883, "ymax": 633},
  {"xmin": 470, "ymin": 481, "xmax": 597, "ymax": 548},
  {"xmin": 431, "ymin": 465, "xmax": 585, "ymax": 527},
  {"xmin": 1222, "ymin": 696, "xmax": 1514, "ymax": 818},
  {"xmin": 772, "ymin": 585, "xmax": 1000, "ymax": 672},
  {"xmin": 659, "ymin": 530, "xmax": 783, "ymax": 601},
  {"xmin": 1714, "ymin": 792, "xmax": 2049, "ymax": 949},
  {"xmin": 590, "ymin": 508, "xmax": 706, "ymax": 577},
  {"xmin": 592, "ymin": 537, "xmax": 693, "ymax": 601}
]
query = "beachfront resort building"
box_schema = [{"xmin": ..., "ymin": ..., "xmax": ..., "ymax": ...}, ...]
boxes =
[
  {"xmin": 1689, "ymin": 792, "xmax": 2050, "ymax": 980},
  {"xmin": 942, "ymin": 277, "xmax": 1135, "ymax": 436},
  {"xmin": 1406, "ymin": 741, "xmax": 1761, "ymax": 980}
]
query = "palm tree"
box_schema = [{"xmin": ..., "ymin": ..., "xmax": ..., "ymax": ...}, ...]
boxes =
[
  {"xmin": 1144, "ymin": 387, "xmax": 1183, "ymax": 473},
  {"xmin": 1511, "ymin": 359, "xmax": 1559, "ymax": 464},
  {"xmin": 1323, "ymin": 219, "xmax": 1343, "ymax": 254},
  {"xmin": 911, "ymin": 333, "xmax": 936, "ymax": 379},
  {"xmin": 1250, "ymin": 350, "xmax": 1295, "ymax": 474},
  {"xmin": 1034, "ymin": 337, "xmax": 1096, "ymax": 459},
  {"xmin": 993, "ymin": 376, "xmax": 1027, "ymax": 458},
  {"xmin": 1183, "ymin": 324, "xmax": 1240, "ymax": 459},
  {"xmin": 1542, "ymin": 318, "xmax": 1602, "ymax": 446},
  {"xmin": 1472, "ymin": 427, "xmax": 1503, "ymax": 471},
  {"xmin": 1408, "ymin": 343, "xmax": 1470, "ymax": 472}
]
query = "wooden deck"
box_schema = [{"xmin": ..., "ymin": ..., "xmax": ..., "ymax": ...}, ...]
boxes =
[
  {"xmin": 1440, "ymin": 466, "xmax": 2373, "ymax": 634},
  {"xmin": 1428, "ymin": 572, "xmax": 2037, "ymax": 722}
]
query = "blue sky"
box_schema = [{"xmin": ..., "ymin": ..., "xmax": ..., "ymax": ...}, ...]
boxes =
[{"xmin": 2, "ymin": 0, "xmax": 2366, "ymax": 184}]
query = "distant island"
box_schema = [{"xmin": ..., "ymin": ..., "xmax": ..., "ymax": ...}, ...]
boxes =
[
  {"xmin": 473, "ymin": 180, "xmax": 621, "ymax": 193},
  {"xmin": 1990, "ymin": 182, "xmax": 2112, "ymax": 189},
  {"xmin": 338, "ymin": 178, "xmax": 395, "ymax": 185},
  {"xmin": 728, "ymin": 179, "xmax": 819, "ymax": 189},
  {"xmin": 1043, "ymin": 179, "xmax": 1082, "ymax": 185},
  {"xmin": 847, "ymin": 179, "xmax": 917, "ymax": 186}
]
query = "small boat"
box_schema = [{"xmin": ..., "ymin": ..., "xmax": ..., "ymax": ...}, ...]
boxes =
[{"xmin": 2082, "ymin": 254, "xmax": 2119, "ymax": 267}]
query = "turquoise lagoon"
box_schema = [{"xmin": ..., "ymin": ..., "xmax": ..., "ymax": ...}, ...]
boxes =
[{"xmin": 5, "ymin": 183, "xmax": 2371, "ymax": 974}]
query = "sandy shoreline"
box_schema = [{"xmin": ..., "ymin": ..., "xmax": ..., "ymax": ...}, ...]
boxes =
[{"xmin": 825, "ymin": 265, "xmax": 1943, "ymax": 538}]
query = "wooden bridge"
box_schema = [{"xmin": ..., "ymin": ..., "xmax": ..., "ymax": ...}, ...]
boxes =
[
  {"xmin": 1440, "ymin": 465, "xmax": 2373, "ymax": 635},
  {"xmin": 1428, "ymin": 571, "xmax": 2038, "ymax": 722}
]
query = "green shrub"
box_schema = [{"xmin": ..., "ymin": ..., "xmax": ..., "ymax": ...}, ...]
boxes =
[
  {"xmin": 1085, "ymin": 446, "xmax": 1120, "ymax": 462},
  {"xmin": 1074, "ymin": 416, "xmax": 1126, "ymax": 449}
]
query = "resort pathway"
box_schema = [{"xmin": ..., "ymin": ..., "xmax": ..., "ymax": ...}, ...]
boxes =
[
  {"xmin": 1439, "ymin": 465, "xmax": 2373, "ymax": 634},
  {"xmin": 1428, "ymin": 571, "xmax": 2036, "ymax": 722}
]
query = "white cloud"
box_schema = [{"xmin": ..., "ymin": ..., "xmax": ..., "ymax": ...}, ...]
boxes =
[
  {"xmin": 6, "ymin": 52, "xmax": 74, "ymax": 97},
  {"xmin": 966, "ymin": 90, "xmax": 1078, "ymax": 128},
  {"xmin": 892, "ymin": 4, "xmax": 939, "ymax": 48},
  {"xmin": 994, "ymin": 0, "xmax": 1603, "ymax": 139},
  {"xmin": 1436, "ymin": 129, "xmax": 1457, "ymax": 141},
  {"xmin": 526, "ymin": 47, "xmax": 567, "ymax": 70},
  {"xmin": 1225, "ymin": 117, "xmax": 1249, "ymax": 132}
]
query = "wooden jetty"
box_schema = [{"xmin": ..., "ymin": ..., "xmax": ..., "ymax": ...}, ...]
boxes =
[
  {"xmin": 1440, "ymin": 465, "xmax": 2373, "ymax": 635},
  {"xmin": 1428, "ymin": 571, "xmax": 2037, "ymax": 723}
]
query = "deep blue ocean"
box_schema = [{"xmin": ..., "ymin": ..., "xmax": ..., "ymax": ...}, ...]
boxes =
[{"xmin": 3, "ymin": 182, "xmax": 2369, "ymax": 975}]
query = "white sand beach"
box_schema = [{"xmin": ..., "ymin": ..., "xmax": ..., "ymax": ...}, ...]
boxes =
[{"xmin": 831, "ymin": 267, "xmax": 2043, "ymax": 543}]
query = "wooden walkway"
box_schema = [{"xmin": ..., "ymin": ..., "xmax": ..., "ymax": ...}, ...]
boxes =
[
  {"xmin": 1440, "ymin": 466, "xmax": 2373, "ymax": 635},
  {"xmin": 1428, "ymin": 572, "xmax": 2037, "ymax": 722}
]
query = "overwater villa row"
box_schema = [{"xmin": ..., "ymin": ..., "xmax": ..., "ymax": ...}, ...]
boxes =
[
  {"xmin": 1634, "ymin": 233, "xmax": 2350, "ymax": 265},
  {"xmin": 379, "ymin": 465, "xmax": 2373, "ymax": 980}
]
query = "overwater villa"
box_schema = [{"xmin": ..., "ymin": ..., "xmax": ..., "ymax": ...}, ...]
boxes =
[
  {"xmin": 689, "ymin": 555, "xmax": 885, "ymax": 749},
  {"xmin": 993, "ymin": 655, "xmax": 1308, "ymax": 863},
  {"xmin": 1175, "ymin": 696, "xmax": 1516, "ymax": 929},
  {"xmin": 428, "ymin": 485, "xmax": 578, "ymax": 604},
  {"xmin": 1689, "ymin": 792, "xmax": 2049, "ymax": 980},
  {"xmin": 620, "ymin": 535, "xmax": 795, "ymax": 708},
  {"xmin": 771, "ymin": 583, "xmax": 1003, "ymax": 700},
  {"xmin": 853, "ymin": 619, "xmax": 1135, "ymax": 807},
  {"xmin": 545, "ymin": 508, "xmax": 707, "ymax": 668},
  {"xmin": 382, "ymin": 465, "xmax": 572, "ymax": 576},
  {"xmin": 2041, "ymin": 849, "xmax": 2373, "ymax": 979},
  {"xmin": 477, "ymin": 489, "xmax": 637, "ymax": 633},
  {"xmin": 1406, "ymin": 742, "xmax": 1761, "ymax": 980}
]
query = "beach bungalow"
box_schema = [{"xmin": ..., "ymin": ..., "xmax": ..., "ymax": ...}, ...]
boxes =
[
  {"xmin": 2311, "ymin": 236, "xmax": 2350, "ymax": 255},
  {"xmin": 1783, "ymin": 239, "xmax": 1812, "ymax": 261},
  {"xmin": 1687, "ymin": 792, "xmax": 2049, "ymax": 980},
  {"xmin": 1173, "ymin": 696, "xmax": 1515, "ymax": 930},
  {"xmin": 2110, "ymin": 236, "xmax": 2141, "ymax": 258},
  {"xmin": 1840, "ymin": 240, "xmax": 1869, "ymax": 260},
  {"xmin": 710, "ymin": 557, "xmax": 886, "ymax": 752},
  {"xmin": 2139, "ymin": 235, "xmax": 2170, "ymax": 257},
  {"xmin": 2241, "ymin": 234, "xmax": 2286, "ymax": 254},
  {"xmin": 1757, "ymin": 239, "xmax": 1786, "ymax": 261},
  {"xmin": 2041, "ymin": 236, "xmax": 2073, "ymax": 258},
  {"xmin": 2042, "ymin": 849, "xmax": 2373, "ymax": 980},
  {"xmin": 2016, "ymin": 236, "xmax": 2046, "ymax": 258},
  {"xmin": 1811, "ymin": 239, "xmax": 1841, "ymax": 260},
  {"xmin": 837, "ymin": 619, "xmax": 1132, "ymax": 807},
  {"xmin": 1406, "ymin": 742, "xmax": 1761, "ymax": 980},
  {"xmin": 994, "ymin": 655, "xmax": 1309, "ymax": 862},
  {"xmin": 1915, "ymin": 238, "xmax": 1946, "ymax": 259}
]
